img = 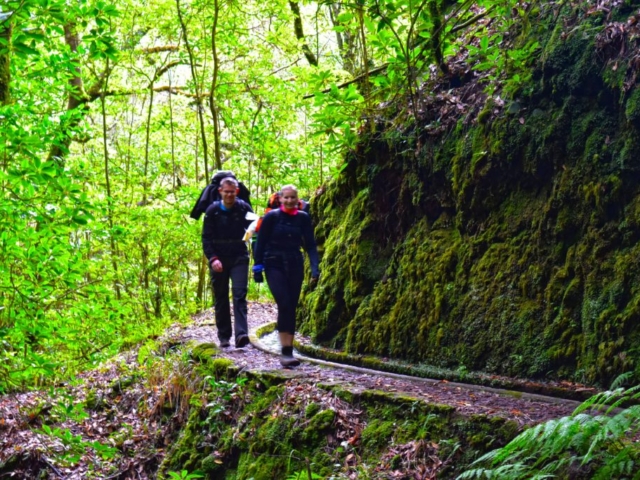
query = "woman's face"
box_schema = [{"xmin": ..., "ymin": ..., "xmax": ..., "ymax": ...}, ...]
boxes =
[{"xmin": 281, "ymin": 188, "xmax": 299, "ymax": 209}]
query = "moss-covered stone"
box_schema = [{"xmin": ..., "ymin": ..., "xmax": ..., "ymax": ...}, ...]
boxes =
[
  {"xmin": 157, "ymin": 369, "xmax": 519, "ymax": 479},
  {"xmin": 298, "ymin": 2, "xmax": 640, "ymax": 388},
  {"xmin": 191, "ymin": 342, "xmax": 219, "ymax": 361}
]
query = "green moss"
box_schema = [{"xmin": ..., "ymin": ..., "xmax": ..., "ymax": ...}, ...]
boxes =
[
  {"xmin": 304, "ymin": 402, "xmax": 321, "ymax": 418},
  {"xmin": 236, "ymin": 452, "xmax": 288, "ymax": 479},
  {"xmin": 625, "ymin": 87, "xmax": 640, "ymax": 127},
  {"xmin": 190, "ymin": 342, "xmax": 218, "ymax": 362},
  {"xmin": 85, "ymin": 389, "xmax": 103, "ymax": 410},
  {"xmin": 210, "ymin": 357, "xmax": 234, "ymax": 377},
  {"xmin": 361, "ymin": 419, "xmax": 396, "ymax": 450},
  {"xmin": 156, "ymin": 368, "xmax": 522, "ymax": 479},
  {"xmin": 302, "ymin": 409, "xmax": 336, "ymax": 443},
  {"xmin": 295, "ymin": 0, "xmax": 640, "ymax": 387}
]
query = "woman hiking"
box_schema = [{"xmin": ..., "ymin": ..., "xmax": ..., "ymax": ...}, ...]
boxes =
[{"xmin": 252, "ymin": 185, "xmax": 320, "ymax": 367}]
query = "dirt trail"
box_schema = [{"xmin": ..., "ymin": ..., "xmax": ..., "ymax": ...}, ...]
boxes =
[{"xmin": 207, "ymin": 304, "xmax": 578, "ymax": 425}]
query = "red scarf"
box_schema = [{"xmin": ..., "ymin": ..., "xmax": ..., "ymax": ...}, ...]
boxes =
[{"xmin": 280, "ymin": 204, "xmax": 298, "ymax": 215}]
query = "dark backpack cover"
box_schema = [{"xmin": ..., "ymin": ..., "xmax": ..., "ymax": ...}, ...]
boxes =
[{"xmin": 190, "ymin": 171, "xmax": 252, "ymax": 220}]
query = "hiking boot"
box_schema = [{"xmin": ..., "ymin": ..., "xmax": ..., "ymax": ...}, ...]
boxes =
[
  {"xmin": 219, "ymin": 339, "xmax": 231, "ymax": 348},
  {"xmin": 236, "ymin": 335, "xmax": 250, "ymax": 348},
  {"xmin": 280, "ymin": 354, "xmax": 300, "ymax": 368}
]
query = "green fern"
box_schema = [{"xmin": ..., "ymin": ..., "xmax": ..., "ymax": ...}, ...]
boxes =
[{"xmin": 458, "ymin": 383, "xmax": 640, "ymax": 479}]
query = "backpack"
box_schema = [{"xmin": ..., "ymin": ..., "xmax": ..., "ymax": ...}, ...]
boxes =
[{"xmin": 190, "ymin": 170, "xmax": 252, "ymax": 220}]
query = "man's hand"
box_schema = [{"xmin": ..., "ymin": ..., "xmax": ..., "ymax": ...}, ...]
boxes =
[{"xmin": 210, "ymin": 258, "xmax": 223, "ymax": 273}]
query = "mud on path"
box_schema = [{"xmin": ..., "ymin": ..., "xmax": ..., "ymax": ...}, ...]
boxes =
[{"xmin": 0, "ymin": 302, "xmax": 579, "ymax": 479}]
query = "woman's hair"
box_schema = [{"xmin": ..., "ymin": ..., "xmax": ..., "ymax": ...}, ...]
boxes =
[{"xmin": 280, "ymin": 184, "xmax": 298, "ymax": 195}]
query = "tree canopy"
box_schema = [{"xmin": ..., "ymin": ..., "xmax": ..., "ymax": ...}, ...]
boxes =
[{"xmin": 0, "ymin": 0, "xmax": 532, "ymax": 392}]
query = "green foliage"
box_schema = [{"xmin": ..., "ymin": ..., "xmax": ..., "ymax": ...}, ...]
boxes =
[
  {"xmin": 207, "ymin": 375, "xmax": 248, "ymax": 405},
  {"xmin": 286, "ymin": 469, "xmax": 324, "ymax": 480},
  {"xmin": 167, "ymin": 471, "xmax": 203, "ymax": 480},
  {"xmin": 37, "ymin": 424, "xmax": 119, "ymax": 465},
  {"xmin": 311, "ymin": 77, "xmax": 364, "ymax": 153},
  {"xmin": 3, "ymin": 0, "xmax": 364, "ymax": 394},
  {"xmin": 458, "ymin": 384, "xmax": 640, "ymax": 479}
]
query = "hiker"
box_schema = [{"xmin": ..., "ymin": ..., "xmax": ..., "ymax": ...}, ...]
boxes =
[
  {"xmin": 202, "ymin": 177, "xmax": 254, "ymax": 349},
  {"xmin": 190, "ymin": 170, "xmax": 251, "ymax": 220},
  {"xmin": 243, "ymin": 191, "xmax": 311, "ymax": 253},
  {"xmin": 252, "ymin": 185, "xmax": 319, "ymax": 367}
]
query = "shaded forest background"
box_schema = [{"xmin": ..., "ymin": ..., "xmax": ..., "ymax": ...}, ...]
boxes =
[
  {"xmin": 1, "ymin": 0, "xmax": 359, "ymax": 392},
  {"xmin": 2, "ymin": 0, "xmax": 640, "ymax": 394}
]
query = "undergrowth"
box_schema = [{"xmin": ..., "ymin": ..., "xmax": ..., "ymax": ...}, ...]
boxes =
[{"xmin": 459, "ymin": 375, "xmax": 640, "ymax": 479}]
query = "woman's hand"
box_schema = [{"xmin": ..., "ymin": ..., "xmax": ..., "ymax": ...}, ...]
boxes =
[{"xmin": 252, "ymin": 264, "xmax": 264, "ymax": 283}]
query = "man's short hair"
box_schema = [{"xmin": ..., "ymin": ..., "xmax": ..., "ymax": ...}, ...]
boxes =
[{"xmin": 219, "ymin": 177, "xmax": 239, "ymax": 189}]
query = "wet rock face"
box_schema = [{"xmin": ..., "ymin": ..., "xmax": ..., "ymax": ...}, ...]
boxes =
[{"xmin": 298, "ymin": 4, "xmax": 640, "ymax": 387}]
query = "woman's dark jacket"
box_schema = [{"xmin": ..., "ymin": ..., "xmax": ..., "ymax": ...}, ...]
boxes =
[{"xmin": 254, "ymin": 208, "xmax": 320, "ymax": 277}]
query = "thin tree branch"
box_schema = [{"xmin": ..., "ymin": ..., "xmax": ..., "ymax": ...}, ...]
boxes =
[
  {"xmin": 140, "ymin": 45, "xmax": 179, "ymax": 54},
  {"xmin": 209, "ymin": 0, "xmax": 222, "ymax": 171},
  {"xmin": 176, "ymin": 0, "xmax": 209, "ymax": 174},
  {"xmin": 153, "ymin": 60, "xmax": 183, "ymax": 80}
]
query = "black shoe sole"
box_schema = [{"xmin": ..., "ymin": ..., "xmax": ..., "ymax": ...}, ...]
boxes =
[
  {"xmin": 236, "ymin": 336, "xmax": 250, "ymax": 348},
  {"xmin": 280, "ymin": 357, "xmax": 300, "ymax": 367}
]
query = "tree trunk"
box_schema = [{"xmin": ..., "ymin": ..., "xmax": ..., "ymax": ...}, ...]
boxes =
[
  {"xmin": 0, "ymin": 15, "xmax": 11, "ymax": 175},
  {"xmin": 143, "ymin": 83, "xmax": 154, "ymax": 204},
  {"xmin": 0, "ymin": 16, "xmax": 11, "ymax": 106},
  {"xmin": 209, "ymin": 0, "xmax": 222, "ymax": 170},
  {"xmin": 48, "ymin": 23, "xmax": 89, "ymax": 164},
  {"xmin": 289, "ymin": 1, "xmax": 318, "ymax": 67},
  {"xmin": 176, "ymin": 0, "xmax": 210, "ymax": 180},
  {"xmin": 328, "ymin": 4, "xmax": 357, "ymax": 75},
  {"xmin": 48, "ymin": 24, "xmax": 109, "ymax": 165},
  {"xmin": 100, "ymin": 59, "xmax": 121, "ymax": 301}
]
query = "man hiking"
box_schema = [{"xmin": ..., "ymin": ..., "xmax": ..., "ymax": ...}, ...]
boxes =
[{"xmin": 202, "ymin": 176, "xmax": 254, "ymax": 348}]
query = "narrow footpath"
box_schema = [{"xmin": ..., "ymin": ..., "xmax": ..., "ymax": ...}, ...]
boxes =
[
  {"xmin": 0, "ymin": 302, "xmax": 583, "ymax": 479},
  {"xmin": 199, "ymin": 304, "xmax": 580, "ymax": 426}
]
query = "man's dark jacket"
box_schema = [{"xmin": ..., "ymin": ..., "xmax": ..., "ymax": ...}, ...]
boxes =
[{"xmin": 202, "ymin": 200, "xmax": 253, "ymax": 260}]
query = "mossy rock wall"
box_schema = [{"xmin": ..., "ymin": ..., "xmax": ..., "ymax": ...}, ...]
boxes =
[
  {"xmin": 299, "ymin": 4, "xmax": 640, "ymax": 386},
  {"xmin": 158, "ymin": 370, "xmax": 518, "ymax": 479}
]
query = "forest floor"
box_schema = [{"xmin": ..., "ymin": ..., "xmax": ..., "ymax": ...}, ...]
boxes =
[{"xmin": 0, "ymin": 302, "xmax": 587, "ymax": 479}]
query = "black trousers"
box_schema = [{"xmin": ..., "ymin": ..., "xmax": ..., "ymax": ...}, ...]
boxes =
[
  {"xmin": 265, "ymin": 252, "xmax": 304, "ymax": 334},
  {"xmin": 211, "ymin": 255, "xmax": 249, "ymax": 342}
]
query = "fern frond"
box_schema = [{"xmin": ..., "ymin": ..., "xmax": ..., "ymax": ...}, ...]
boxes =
[
  {"xmin": 459, "ymin": 385, "xmax": 640, "ymax": 480},
  {"xmin": 574, "ymin": 391, "xmax": 611, "ymax": 415},
  {"xmin": 456, "ymin": 467, "xmax": 492, "ymax": 479},
  {"xmin": 592, "ymin": 449, "xmax": 636, "ymax": 480},
  {"xmin": 492, "ymin": 462, "xmax": 532, "ymax": 478},
  {"xmin": 610, "ymin": 372, "xmax": 635, "ymax": 390}
]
